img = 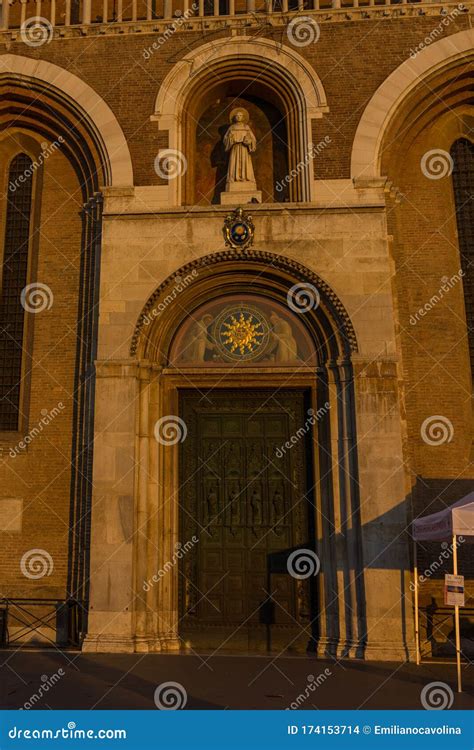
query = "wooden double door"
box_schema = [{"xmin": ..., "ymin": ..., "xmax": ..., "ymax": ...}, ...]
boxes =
[{"xmin": 179, "ymin": 389, "xmax": 316, "ymax": 652}]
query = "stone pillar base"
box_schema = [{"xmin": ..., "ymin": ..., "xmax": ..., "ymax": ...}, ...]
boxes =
[
  {"xmin": 82, "ymin": 634, "xmax": 136, "ymax": 653},
  {"xmin": 316, "ymin": 638, "xmax": 415, "ymax": 662},
  {"xmin": 221, "ymin": 189, "xmax": 262, "ymax": 205}
]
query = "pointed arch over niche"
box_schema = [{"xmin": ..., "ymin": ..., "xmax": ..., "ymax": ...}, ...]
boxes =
[
  {"xmin": 151, "ymin": 37, "xmax": 329, "ymax": 206},
  {"xmin": 131, "ymin": 250, "xmax": 357, "ymax": 361},
  {"xmin": 350, "ymin": 29, "xmax": 474, "ymax": 181},
  {"xmin": 451, "ymin": 136, "xmax": 474, "ymax": 376},
  {"xmin": 0, "ymin": 54, "xmax": 134, "ymax": 187}
]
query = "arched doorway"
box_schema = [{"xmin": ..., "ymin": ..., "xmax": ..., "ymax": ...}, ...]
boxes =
[
  {"xmin": 127, "ymin": 250, "xmax": 363, "ymax": 655},
  {"xmin": 171, "ymin": 293, "xmax": 318, "ymax": 651}
]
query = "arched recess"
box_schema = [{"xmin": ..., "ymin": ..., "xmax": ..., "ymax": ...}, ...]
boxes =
[
  {"xmin": 0, "ymin": 54, "xmax": 134, "ymax": 187},
  {"xmin": 132, "ymin": 250, "xmax": 356, "ymax": 360},
  {"xmin": 124, "ymin": 253, "xmax": 367, "ymax": 658},
  {"xmin": 0, "ymin": 55, "xmax": 133, "ymax": 625},
  {"xmin": 350, "ymin": 28, "xmax": 474, "ymax": 181},
  {"xmin": 152, "ymin": 37, "xmax": 328, "ymax": 205}
]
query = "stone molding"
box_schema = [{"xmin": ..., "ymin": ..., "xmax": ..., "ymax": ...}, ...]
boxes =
[
  {"xmin": 351, "ymin": 28, "xmax": 474, "ymax": 180},
  {"xmin": 151, "ymin": 36, "xmax": 329, "ymax": 204},
  {"xmin": 130, "ymin": 249, "xmax": 358, "ymax": 357},
  {"xmin": 0, "ymin": 54, "xmax": 134, "ymax": 186},
  {"xmin": 1, "ymin": 5, "xmax": 471, "ymax": 42}
]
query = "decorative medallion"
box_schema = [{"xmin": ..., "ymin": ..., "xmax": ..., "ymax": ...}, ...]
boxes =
[
  {"xmin": 222, "ymin": 207, "xmax": 255, "ymax": 250},
  {"xmin": 212, "ymin": 305, "xmax": 270, "ymax": 361}
]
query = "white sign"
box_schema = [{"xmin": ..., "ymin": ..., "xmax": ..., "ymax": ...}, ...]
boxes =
[{"xmin": 444, "ymin": 574, "xmax": 465, "ymax": 607}]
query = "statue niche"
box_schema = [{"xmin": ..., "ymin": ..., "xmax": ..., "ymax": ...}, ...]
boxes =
[
  {"xmin": 221, "ymin": 108, "xmax": 261, "ymax": 205},
  {"xmin": 192, "ymin": 95, "xmax": 289, "ymax": 205}
]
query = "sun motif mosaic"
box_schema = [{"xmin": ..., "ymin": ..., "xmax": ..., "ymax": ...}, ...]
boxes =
[{"xmin": 213, "ymin": 305, "xmax": 271, "ymax": 361}]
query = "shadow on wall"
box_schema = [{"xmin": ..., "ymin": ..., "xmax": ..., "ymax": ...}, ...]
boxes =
[{"xmin": 318, "ymin": 477, "xmax": 473, "ymax": 660}]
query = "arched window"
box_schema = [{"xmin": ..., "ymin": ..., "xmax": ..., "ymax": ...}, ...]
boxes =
[
  {"xmin": 451, "ymin": 138, "xmax": 474, "ymax": 377},
  {"xmin": 0, "ymin": 153, "xmax": 34, "ymax": 431}
]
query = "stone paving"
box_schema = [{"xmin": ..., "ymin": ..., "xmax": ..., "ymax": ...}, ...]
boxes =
[{"xmin": 1, "ymin": 652, "xmax": 472, "ymax": 710}]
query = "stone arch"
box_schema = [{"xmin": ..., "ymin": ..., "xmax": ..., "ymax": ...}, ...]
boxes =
[
  {"xmin": 350, "ymin": 28, "xmax": 474, "ymax": 180},
  {"xmin": 151, "ymin": 37, "xmax": 329, "ymax": 205},
  {"xmin": 0, "ymin": 54, "xmax": 134, "ymax": 186},
  {"xmin": 131, "ymin": 249, "xmax": 357, "ymax": 360},
  {"xmin": 90, "ymin": 250, "xmax": 367, "ymax": 656}
]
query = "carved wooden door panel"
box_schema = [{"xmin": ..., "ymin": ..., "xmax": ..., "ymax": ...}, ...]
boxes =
[{"xmin": 179, "ymin": 389, "xmax": 314, "ymax": 651}]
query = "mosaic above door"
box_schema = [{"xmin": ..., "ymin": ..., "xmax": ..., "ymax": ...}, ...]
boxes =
[{"xmin": 169, "ymin": 294, "xmax": 316, "ymax": 366}]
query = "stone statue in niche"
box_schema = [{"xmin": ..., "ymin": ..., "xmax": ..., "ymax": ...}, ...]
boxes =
[
  {"xmin": 185, "ymin": 314, "xmax": 214, "ymax": 362},
  {"xmin": 229, "ymin": 487, "xmax": 241, "ymax": 533},
  {"xmin": 221, "ymin": 108, "xmax": 262, "ymax": 205},
  {"xmin": 268, "ymin": 312, "xmax": 299, "ymax": 363},
  {"xmin": 206, "ymin": 486, "xmax": 219, "ymax": 531},
  {"xmin": 271, "ymin": 488, "xmax": 285, "ymax": 535},
  {"xmin": 250, "ymin": 487, "xmax": 263, "ymax": 528}
]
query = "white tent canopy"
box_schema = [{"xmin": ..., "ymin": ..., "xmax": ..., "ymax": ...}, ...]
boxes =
[
  {"xmin": 411, "ymin": 490, "xmax": 474, "ymax": 692},
  {"xmin": 412, "ymin": 491, "xmax": 474, "ymax": 541}
]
